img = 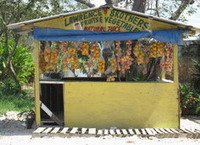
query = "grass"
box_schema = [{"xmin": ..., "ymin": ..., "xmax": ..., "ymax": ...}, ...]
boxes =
[{"xmin": 0, "ymin": 90, "xmax": 34, "ymax": 115}]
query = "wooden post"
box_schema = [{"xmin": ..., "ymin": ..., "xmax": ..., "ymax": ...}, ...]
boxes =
[
  {"xmin": 33, "ymin": 40, "xmax": 41, "ymax": 126},
  {"xmin": 173, "ymin": 45, "xmax": 180, "ymax": 128},
  {"xmin": 161, "ymin": 56, "xmax": 166, "ymax": 80},
  {"xmin": 63, "ymin": 83, "xmax": 67, "ymax": 126},
  {"xmin": 174, "ymin": 45, "xmax": 179, "ymax": 84}
]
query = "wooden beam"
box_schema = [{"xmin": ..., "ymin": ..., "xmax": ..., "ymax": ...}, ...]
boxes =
[
  {"xmin": 63, "ymin": 83, "xmax": 67, "ymax": 126},
  {"xmin": 88, "ymin": 128, "xmax": 96, "ymax": 135},
  {"xmin": 51, "ymin": 127, "xmax": 60, "ymax": 133},
  {"xmin": 60, "ymin": 127, "xmax": 69, "ymax": 134},
  {"xmin": 40, "ymin": 102, "xmax": 63, "ymax": 126},
  {"xmin": 33, "ymin": 127, "xmax": 46, "ymax": 133},
  {"xmin": 33, "ymin": 41, "xmax": 41, "ymax": 126},
  {"xmin": 173, "ymin": 45, "xmax": 180, "ymax": 129}
]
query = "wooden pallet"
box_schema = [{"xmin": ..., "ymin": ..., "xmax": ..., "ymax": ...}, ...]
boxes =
[{"xmin": 32, "ymin": 127, "xmax": 200, "ymax": 138}]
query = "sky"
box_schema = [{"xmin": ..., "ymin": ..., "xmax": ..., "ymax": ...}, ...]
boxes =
[{"xmin": 90, "ymin": 0, "xmax": 200, "ymax": 28}]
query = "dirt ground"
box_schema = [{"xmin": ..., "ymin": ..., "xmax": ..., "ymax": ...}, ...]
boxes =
[{"xmin": 0, "ymin": 112, "xmax": 200, "ymax": 145}]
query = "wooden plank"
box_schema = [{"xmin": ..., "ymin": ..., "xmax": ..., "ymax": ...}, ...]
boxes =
[
  {"xmin": 104, "ymin": 129, "xmax": 109, "ymax": 135},
  {"xmin": 128, "ymin": 129, "xmax": 134, "ymax": 135},
  {"xmin": 164, "ymin": 128, "xmax": 177, "ymax": 138},
  {"xmin": 185, "ymin": 129, "xmax": 198, "ymax": 138},
  {"xmin": 40, "ymin": 102, "xmax": 63, "ymax": 126},
  {"xmin": 165, "ymin": 128, "xmax": 175, "ymax": 134},
  {"xmin": 195, "ymin": 129, "xmax": 200, "ymax": 133},
  {"xmin": 181, "ymin": 128, "xmax": 193, "ymax": 134},
  {"xmin": 154, "ymin": 128, "xmax": 164, "ymax": 134},
  {"xmin": 134, "ymin": 129, "xmax": 141, "ymax": 135},
  {"xmin": 97, "ymin": 129, "xmax": 103, "ymax": 135},
  {"xmin": 149, "ymin": 128, "xmax": 157, "ymax": 135},
  {"xmin": 60, "ymin": 127, "xmax": 69, "ymax": 134},
  {"xmin": 180, "ymin": 129, "xmax": 193, "ymax": 138},
  {"xmin": 170, "ymin": 128, "xmax": 180, "ymax": 134},
  {"xmin": 194, "ymin": 129, "xmax": 200, "ymax": 138},
  {"xmin": 159, "ymin": 128, "xmax": 168, "ymax": 134},
  {"xmin": 43, "ymin": 127, "xmax": 53, "ymax": 134},
  {"xmin": 51, "ymin": 127, "xmax": 60, "ymax": 133},
  {"xmin": 81, "ymin": 128, "xmax": 87, "ymax": 134},
  {"xmin": 33, "ymin": 127, "xmax": 46, "ymax": 134},
  {"xmin": 145, "ymin": 128, "xmax": 155, "ymax": 136},
  {"xmin": 185, "ymin": 129, "xmax": 196, "ymax": 134},
  {"xmin": 121, "ymin": 129, "xmax": 128, "ymax": 135},
  {"xmin": 141, "ymin": 129, "xmax": 147, "ymax": 135},
  {"xmin": 70, "ymin": 127, "xmax": 78, "ymax": 134},
  {"xmin": 116, "ymin": 129, "xmax": 121, "ymax": 135},
  {"xmin": 88, "ymin": 128, "xmax": 96, "ymax": 135},
  {"xmin": 109, "ymin": 129, "xmax": 115, "ymax": 135},
  {"xmin": 33, "ymin": 41, "xmax": 41, "ymax": 126}
]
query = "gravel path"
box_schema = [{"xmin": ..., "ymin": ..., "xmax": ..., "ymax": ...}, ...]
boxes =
[{"xmin": 0, "ymin": 112, "xmax": 200, "ymax": 145}]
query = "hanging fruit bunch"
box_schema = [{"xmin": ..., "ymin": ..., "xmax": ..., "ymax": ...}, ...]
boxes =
[
  {"xmin": 123, "ymin": 40, "xmax": 134, "ymax": 70},
  {"xmin": 61, "ymin": 42, "xmax": 68, "ymax": 55},
  {"xmin": 149, "ymin": 42, "xmax": 164, "ymax": 58},
  {"xmin": 114, "ymin": 41, "xmax": 134, "ymax": 75},
  {"xmin": 133, "ymin": 41, "xmax": 150, "ymax": 65},
  {"xmin": 90, "ymin": 43, "xmax": 100, "ymax": 59},
  {"xmin": 98, "ymin": 59, "xmax": 105, "ymax": 73},
  {"xmin": 41, "ymin": 43, "xmax": 59, "ymax": 72},
  {"xmin": 76, "ymin": 42, "xmax": 102, "ymax": 76},
  {"xmin": 39, "ymin": 50, "xmax": 48, "ymax": 73},
  {"xmin": 160, "ymin": 44, "xmax": 174, "ymax": 75},
  {"xmin": 114, "ymin": 41, "xmax": 123, "ymax": 73},
  {"xmin": 80, "ymin": 42, "xmax": 89, "ymax": 56},
  {"xmin": 88, "ymin": 42, "xmax": 101, "ymax": 76},
  {"xmin": 109, "ymin": 57, "xmax": 117, "ymax": 73},
  {"xmin": 63, "ymin": 42, "xmax": 79, "ymax": 70}
]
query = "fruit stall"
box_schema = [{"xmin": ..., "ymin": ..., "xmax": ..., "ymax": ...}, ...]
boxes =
[{"xmin": 8, "ymin": 5, "xmax": 199, "ymax": 129}]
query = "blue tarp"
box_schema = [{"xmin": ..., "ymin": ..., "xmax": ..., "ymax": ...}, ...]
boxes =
[{"xmin": 32, "ymin": 27, "xmax": 184, "ymax": 45}]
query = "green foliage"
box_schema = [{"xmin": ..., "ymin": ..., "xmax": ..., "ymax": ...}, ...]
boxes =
[
  {"xmin": 0, "ymin": 39, "xmax": 34, "ymax": 86},
  {"xmin": 0, "ymin": 79, "xmax": 21, "ymax": 95},
  {"xmin": 180, "ymin": 83, "xmax": 200, "ymax": 115},
  {"xmin": 0, "ymin": 90, "xmax": 34, "ymax": 114},
  {"xmin": 192, "ymin": 60, "xmax": 200, "ymax": 93}
]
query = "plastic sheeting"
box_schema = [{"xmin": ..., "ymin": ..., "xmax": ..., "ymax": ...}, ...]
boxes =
[{"xmin": 32, "ymin": 27, "xmax": 184, "ymax": 45}]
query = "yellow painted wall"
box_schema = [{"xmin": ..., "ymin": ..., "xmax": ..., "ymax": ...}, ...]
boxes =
[{"xmin": 64, "ymin": 82, "xmax": 179, "ymax": 129}]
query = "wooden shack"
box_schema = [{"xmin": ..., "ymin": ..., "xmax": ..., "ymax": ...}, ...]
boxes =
[{"xmin": 8, "ymin": 5, "xmax": 199, "ymax": 129}]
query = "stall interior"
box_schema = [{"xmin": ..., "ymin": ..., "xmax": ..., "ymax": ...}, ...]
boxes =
[{"xmin": 39, "ymin": 39, "xmax": 174, "ymax": 82}]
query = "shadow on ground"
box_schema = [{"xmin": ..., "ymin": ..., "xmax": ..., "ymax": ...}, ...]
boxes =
[
  {"xmin": 0, "ymin": 119, "xmax": 35, "ymax": 136},
  {"xmin": 185, "ymin": 116, "xmax": 200, "ymax": 125}
]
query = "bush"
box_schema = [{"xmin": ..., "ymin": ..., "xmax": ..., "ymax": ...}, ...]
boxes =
[
  {"xmin": 0, "ymin": 79, "xmax": 21, "ymax": 95},
  {"xmin": 180, "ymin": 83, "xmax": 200, "ymax": 115},
  {"xmin": 0, "ymin": 89, "xmax": 34, "ymax": 114},
  {"xmin": 0, "ymin": 39, "xmax": 34, "ymax": 94},
  {"xmin": 192, "ymin": 60, "xmax": 200, "ymax": 93}
]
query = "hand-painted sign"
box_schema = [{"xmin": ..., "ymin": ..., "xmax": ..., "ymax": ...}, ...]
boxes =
[{"xmin": 34, "ymin": 7, "xmax": 177, "ymax": 32}]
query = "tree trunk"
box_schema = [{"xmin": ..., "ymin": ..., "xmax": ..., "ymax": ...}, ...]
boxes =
[{"xmin": 132, "ymin": 0, "xmax": 146, "ymax": 13}]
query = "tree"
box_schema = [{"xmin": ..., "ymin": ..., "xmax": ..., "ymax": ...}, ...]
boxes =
[
  {"xmin": 74, "ymin": 0, "xmax": 199, "ymax": 20},
  {"xmin": 0, "ymin": 0, "xmax": 88, "ymax": 91}
]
